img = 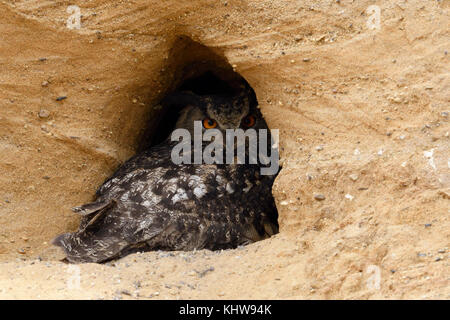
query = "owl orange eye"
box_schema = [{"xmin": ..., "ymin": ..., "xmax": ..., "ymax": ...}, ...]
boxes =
[
  {"xmin": 242, "ymin": 115, "xmax": 256, "ymax": 128},
  {"xmin": 202, "ymin": 118, "xmax": 218, "ymax": 129}
]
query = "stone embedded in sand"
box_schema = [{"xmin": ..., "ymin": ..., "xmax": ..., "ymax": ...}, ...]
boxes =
[
  {"xmin": 38, "ymin": 109, "xmax": 50, "ymax": 119},
  {"xmin": 349, "ymin": 174, "xmax": 359, "ymax": 181},
  {"xmin": 314, "ymin": 194, "xmax": 326, "ymax": 201}
]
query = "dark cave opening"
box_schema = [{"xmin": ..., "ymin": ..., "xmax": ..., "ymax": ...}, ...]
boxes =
[
  {"xmin": 50, "ymin": 37, "xmax": 281, "ymax": 264},
  {"xmin": 134, "ymin": 37, "xmax": 279, "ymax": 245},
  {"xmin": 136, "ymin": 36, "xmax": 259, "ymax": 151}
]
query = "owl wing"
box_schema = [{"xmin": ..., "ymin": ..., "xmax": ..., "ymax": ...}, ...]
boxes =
[
  {"xmin": 53, "ymin": 198, "xmax": 173, "ymax": 263},
  {"xmin": 53, "ymin": 163, "xmax": 208, "ymax": 262},
  {"xmin": 52, "ymin": 146, "xmax": 174, "ymax": 262},
  {"xmin": 95, "ymin": 140, "xmax": 175, "ymax": 198}
]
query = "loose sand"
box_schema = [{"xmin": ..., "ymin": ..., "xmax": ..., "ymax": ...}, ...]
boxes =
[{"xmin": 0, "ymin": 0, "xmax": 448, "ymax": 299}]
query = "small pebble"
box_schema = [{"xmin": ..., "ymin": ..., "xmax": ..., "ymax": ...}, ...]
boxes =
[
  {"xmin": 315, "ymin": 145, "xmax": 323, "ymax": 151},
  {"xmin": 38, "ymin": 109, "xmax": 50, "ymax": 119},
  {"xmin": 425, "ymin": 223, "xmax": 432, "ymax": 228},
  {"xmin": 349, "ymin": 174, "xmax": 359, "ymax": 181},
  {"xmin": 198, "ymin": 266, "xmax": 215, "ymax": 278},
  {"xmin": 56, "ymin": 96, "xmax": 67, "ymax": 101},
  {"xmin": 120, "ymin": 290, "xmax": 131, "ymax": 296},
  {"xmin": 314, "ymin": 194, "xmax": 326, "ymax": 201}
]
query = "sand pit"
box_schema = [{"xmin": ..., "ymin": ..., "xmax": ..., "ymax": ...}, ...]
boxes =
[{"xmin": 0, "ymin": 0, "xmax": 448, "ymax": 299}]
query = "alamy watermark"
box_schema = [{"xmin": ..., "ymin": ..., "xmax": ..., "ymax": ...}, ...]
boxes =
[
  {"xmin": 366, "ymin": 5, "xmax": 381, "ymax": 31},
  {"xmin": 66, "ymin": 5, "xmax": 81, "ymax": 30},
  {"xmin": 170, "ymin": 121, "xmax": 279, "ymax": 176},
  {"xmin": 66, "ymin": 265, "xmax": 81, "ymax": 290},
  {"xmin": 366, "ymin": 265, "xmax": 381, "ymax": 290}
]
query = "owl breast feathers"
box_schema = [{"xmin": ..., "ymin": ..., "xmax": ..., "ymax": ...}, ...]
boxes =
[{"xmin": 53, "ymin": 90, "xmax": 279, "ymax": 263}]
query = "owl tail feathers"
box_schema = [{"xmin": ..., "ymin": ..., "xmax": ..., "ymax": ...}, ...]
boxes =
[
  {"xmin": 71, "ymin": 198, "xmax": 117, "ymax": 216},
  {"xmin": 52, "ymin": 231, "xmax": 129, "ymax": 264},
  {"xmin": 51, "ymin": 198, "xmax": 126, "ymax": 263}
]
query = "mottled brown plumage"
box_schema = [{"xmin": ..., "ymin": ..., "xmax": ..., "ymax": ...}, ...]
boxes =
[{"xmin": 53, "ymin": 90, "xmax": 279, "ymax": 263}]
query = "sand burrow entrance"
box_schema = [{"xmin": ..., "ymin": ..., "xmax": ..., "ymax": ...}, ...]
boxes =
[
  {"xmin": 132, "ymin": 36, "xmax": 280, "ymax": 242},
  {"xmin": 138, "ymin": 36, "xmax": 256, "ymax": 150}
]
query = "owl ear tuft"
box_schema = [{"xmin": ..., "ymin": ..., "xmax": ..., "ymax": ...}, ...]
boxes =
[
  {"xmin": 237, "ymin": 85, "xmax": 257, "ymax": 109},
  {"xmin": 161, "ymin": 91, "xmax": 202, "ymax": 108}
]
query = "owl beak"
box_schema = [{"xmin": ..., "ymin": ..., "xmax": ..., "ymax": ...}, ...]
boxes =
[
  {"xmin": 221, "ymin": 121, "xmax": 241, "ymax": 130},
  {"xmin": 221, "ymin": 124, "xmax": 235, "ymax": 130}
]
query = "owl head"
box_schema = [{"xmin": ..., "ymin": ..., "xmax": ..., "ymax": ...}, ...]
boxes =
[
  {"xmin": 162, "ymin": 90, "xmax": 269, "ymax": 135},
  {"xmin": 161, "ymin": 88, "xmax": 278, "ymax": 174}
]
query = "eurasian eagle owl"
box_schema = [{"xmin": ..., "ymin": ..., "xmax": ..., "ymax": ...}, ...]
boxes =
[{"xmin": 53, "ymin": 89, "xmax": 279, "ymax": 263}]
